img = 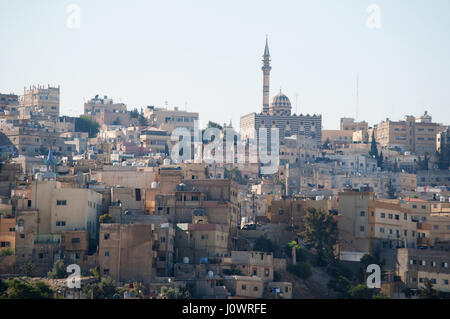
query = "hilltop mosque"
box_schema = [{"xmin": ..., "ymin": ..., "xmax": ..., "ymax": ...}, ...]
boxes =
[{"xmin": 240, "ymin": 37, "xmax": 322, "ymax": 145}]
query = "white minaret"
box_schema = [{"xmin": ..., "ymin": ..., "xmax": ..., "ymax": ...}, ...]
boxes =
[{"xmin": 262, "ymin": 36, "xmax": 271, "ymax": 114}]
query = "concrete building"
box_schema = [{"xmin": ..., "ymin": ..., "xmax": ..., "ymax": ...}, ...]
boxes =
[
  {"xmin": 140, "ymin": 127, "xmax": 171, "ymax": 154},
  {"xmin": 397, "ymin": 248, "xmax": 450, "ymax": 293},
  {"xmin": 98, "ymin": 223, "xmax": 156, "ymax": 284},
  {"xmin": 84, "ymin": 95, "xmax": 136, "ymax": 127},
  {"xmin": 375, "ymin": 112, "xmax": 444, "ymax": 155},
  {"xmin": 143, "ymin": 105, "xmax": 199, "ymax": 135},
  {"xmin": 231, "ymin": 251, "xmax": 274, "ymax": 283},
  {"xmin": 340, "ymin": 118, "xmax": 368, "ymax": 132},
  {"xmin": 30, "ymin": 180, "xmax": 102, "ymax": 247},
  {"xmin": 223, "ymin": 275, "xmax": 264, "ymax": 299},
  {"xmin": 175, "ymin": 223, "xmax": 229, "ymax": 263},
  {"xmin": 20, "ymin": 85, "xmax": 60, "ymax": 119}
]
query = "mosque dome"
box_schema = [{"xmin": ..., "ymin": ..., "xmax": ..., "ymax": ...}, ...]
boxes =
[{"xmin": 269, "ymin": 90, "xmax": 291, "ymax": 115}]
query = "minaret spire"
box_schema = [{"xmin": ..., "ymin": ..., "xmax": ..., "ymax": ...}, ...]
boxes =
[{"xmin": 262, "ymin": 35, "xmax": 271, "ymax": 114}]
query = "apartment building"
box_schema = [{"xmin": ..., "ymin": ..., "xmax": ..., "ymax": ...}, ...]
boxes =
[
  {"xmin": 140, "ymin": 127, "xmax": 171, "ymax": 154},
  {"xmin": 144, "ymin": 105, "xmax": 199, "ymax": 135},
  {"xmin": 375, "ymin": 112, "xmax": 444, "ymax": 155},
  {"xmin": 267, "ymin": 197, "xmax": 337, "ymax": 234},
  {"xmin": 30, "ymin": 180, "xmax": 102, "ymax": 245},
  {"xmin": 84, "ymin": 95, "xmax": 136, "ymax": 127},
  {"xmin": 223, "ymin": 275, "xmax": 264, "ymax": 298},
  {"xmin": 280, "ymin": 135, "xmax": 320, "ymax": 165},
  {"xmin": 397, "ymin": 248, "xmax": 450, "ymax": 293},
  {"xmin": 340, "ymin": 118, "xmax": 368, "ymax": 132},
  {"xmin": 20, "ymin": 85, "xmax": 60, "ymax": 119},
  {"xmin": 175, "ymin": 223, "xmax": 229, "ymax": 263},
  {"xmin": 98, "ymin": 223, "xmax": 156, "ymax": 284},
  {"xmin": 231, "ymin": 251, "xmax": 274, "ymax": 283},
  {"xmin": 368, "ymin": 200, "xmax": 418, "ymax": 250}
]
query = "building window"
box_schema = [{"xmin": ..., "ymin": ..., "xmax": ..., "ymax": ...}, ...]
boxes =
[
  {"xmin": 360, "ymin": 211, "xmax": 365, "ymax": 217},
  {"xmin": 56, "ymin": 221, "xmax": 66, "ymax": 227},
  {"xmin": 380, "ymin": 228, "xmax": 385, "ymax": 233},
  {"xmin": 381, "ymin": 213, "xmax": 385, "ymax": 218},
  {"xmin": 360, "ymin": 226, "xmax": 365, "ymax": 232},
  {"xmin": 105, "ymin": 251, "xmax": 110, "ymax": 257},
  {"xmin": 103, "ymin": 269, "xmax": 110, "ymax": 275},
  {"xmin": 253, "ymin": 286, "xmax": 258, "ymax": 292},
  {"xmin": 71, "ymin": 238, "xmax": 80, "ymax": 243},
  {"xmin": 395, "ymin": 215, "xmax": 399, "ymax": 220},
  {"xmin": 56, "ymin": 200, "xmax": 67, "ymax": 206},
  {"xmin": 104, "ymin": 233, "xmax": 110, "ymax": 240},
  {"xmin": 388, "ymin": 214, "xmax": 393, "ymax": 219},
  {"xmin": 242, "ymin": 285, "xmax": 246, "ymax": 290}
]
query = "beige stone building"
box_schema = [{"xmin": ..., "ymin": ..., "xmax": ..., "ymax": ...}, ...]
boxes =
[
  {"xmin": 98, "ymin": 223, "xmax": 156, "ymax": 284},
  {"xmin": 20, "ymin": 85, "xmax": 60, "ymax": 119},
  {"xmin": 397, "ymin": 248, "xmax": 450, "ymax": 293},
  {"xmin": 143, "ymin": 105, "xmax": 199, "ymax": 135},
  {"xmin": 223, "ymin": 275, "xmax": 264, "ymax": 299},
  {"xmin": 231, "ymin": 251, "xmax": 274, "ymax": 283},
  {"xmin": 375, "ymin": 112, "xmax": 444, "ymax": 155},
  {"xmin": 340, "ymin": 118, "xmax": 368, "ymax": 132},
  {"xmin": 175, "ymin": 223, "xmax": 229, "ymax": 263},
  {"xmin": 337, "ymin": 190, "xmax": 417, "ymax": 255},
  {"xmin": 30, "ymin": 180, "xmax": 102, "ymax": 245}
]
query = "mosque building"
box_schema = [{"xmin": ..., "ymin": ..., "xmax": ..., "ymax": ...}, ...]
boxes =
[{"xmin": 240, "ymin": 37, "xmax": 322, "ymax": 146}]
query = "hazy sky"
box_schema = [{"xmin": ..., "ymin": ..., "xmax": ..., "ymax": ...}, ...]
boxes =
[{"xmin": 1, "ymin": 0, "xmax": 450, "ymax": 129}]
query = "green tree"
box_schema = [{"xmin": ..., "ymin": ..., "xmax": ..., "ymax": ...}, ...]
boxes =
[
  {"xmin": 348, "ymin": 284, "xmax": 376, "ymax": 299},
  {"xmin": 287, "ymin": 262, "xmax": 312, "ymax": 280},
  {"xmin": 91, "ymin": 266, "xmax": 101, "ymax": 279},
  {"xmin": 322, "ymin": 138, "xmax": 331, "ymax": 150},
  {"xmin": 75, "ymin": 116, "xmax": 100, "ymax": 138},
  {"xmin": 327, "ymin": 275, "xmax": 351, "ymax": 298},
  {"xmin": 21, "ymin": 262, "xmax": 34, "ymax": 277},
  {"xmin": 99, "ymin": 277, "xmax": 117, "ymax": 299},
  {"xmin": 99, "ymin": 213, "xmax": 113, "ymax": 223},
  {"xmin": 253, "ymin": 236, "xmax": 279, "ymax": 254},
  {"xmin": 386, "ymin": 179, "xmax": 396, "ymax": 199},
  {"xmin": 419, "ymin": 278, "xmax": 440, "ymax": 299},
  {"xmin": 0, "ymin": 279, "xmax": 8, "ymax": 296},
  {"xmin": 300, "ymin": 207, "xmax": 338, "ymax": 266},
  {"xmin": 377, "ymin": 150, "xmax": 383, "ymax": 168},
  {"xmin": 47, "ymin": 260, "xmax": 67, "ymax": 279},
  {"xmin": 160, "ymin": 286, "xmax": 191, "ymax": 299},
  {"xmin": 130, "ymin": 108, "xmax": 139, "ymax": 118},
  {"xmin": 0, "ymin": 248, "xmax": 13, "ymax": 256},
  {"xmin": 7, "ymin": 280, "xmax": 53, "ymax": 299},
  {"xmin": 138, "ymin": 112, "xmax": 148, "ymax": 127},
  {"xmin": 207, "ymin": 121, "xmax": 223, "ymax": 130},
  {"xmin": 285, "ymin": 241, "xmax": 307, "ymax": 262},
  {"xmin": 369, "ymin": 131, "xmax": 378, "ymax": 159},
  {"xmin": 437, "ymin": 143, "xmax": 450, "ymax": 170},
  {"xmin": 131, "ymin": 282, "xmax": 147, "ymax": 298},
  {"xmin": 417, "ymin": 154, "xmax": 429, "ymax": 171}
]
